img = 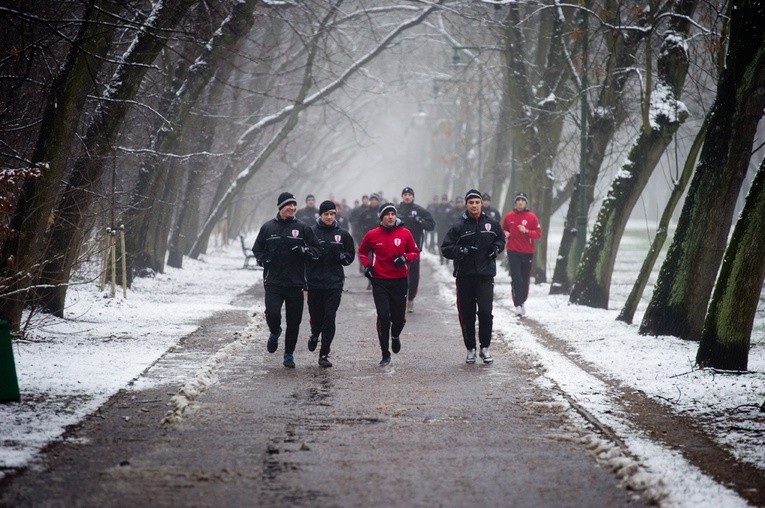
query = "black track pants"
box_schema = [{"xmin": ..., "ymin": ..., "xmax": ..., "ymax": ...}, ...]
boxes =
[
  {"xmin": 455, "ymin": 276, "xmax": 494, "ymax": 350},
  {"xmin": 507, "ymin": 251, "xmax": 533, "ymax": 306},
  {"xmin": 307, "ymin": 287, "xmax": 343, "ymax": 357},
  {"xmin": 407, "ymin": 259, "xmax": 421, "ymax": 301},
  {"xmin": 371, "ymin": 277, "xmax": 408, "ymax": 357},
  {"xmin": 264, "ymin": 285, "xmax": 304, "ymax": 355}
]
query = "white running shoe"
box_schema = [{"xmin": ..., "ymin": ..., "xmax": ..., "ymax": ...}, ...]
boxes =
[
  {"xmin": 520, "ymin": 304, "xmax": 526, "ymax": 316},
  {"xmin": 479, "ymin": 347, "xmax": 493, "ymax": 364},
  {"xmin": 407, "ymin": 300, "xmax": 414, "ymax": 313},
  {"xmin": 515, "ymin": 306, "xmax": 523, "ymax": 316},
  {"xmin": 465, "ymin": 349, "xmax": 476, "ymax": 364}
]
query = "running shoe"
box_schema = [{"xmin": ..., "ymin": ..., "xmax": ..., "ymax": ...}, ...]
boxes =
[
  {"xmin": 479, "ymin": 347, "xmax": 493, "ymax": 364},
  {"xmin": 391, "ymin": 337, "xmax": 401, "ymax": 354},
  {"xmin": 308, "ymin": 335, "xmax": 319, "ymax": 352},
  {"xmin": 267, "ymin": 327, "xmax": 282, "ymax": 353},
  {"xmin": 466, "ymin": 349, "xmax": 476, "ymax": 364},
  {"xmin": 283, "ymin": 353, "xmax": 295, "ymax": 368}
]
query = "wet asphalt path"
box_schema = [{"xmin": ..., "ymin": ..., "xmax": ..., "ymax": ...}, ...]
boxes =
[{"xmin": 0, "ymin": 261, "xmax": 641, "ymax": 507}]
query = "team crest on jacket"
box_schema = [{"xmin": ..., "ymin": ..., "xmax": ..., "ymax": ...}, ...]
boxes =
[
  {"xmin": 335, "ymin": 235, "xmax": 341, "ymax": 243},
  {"xmin": 292, "ymin": 229, "xmax": 299, "ymax": 238},
  {"xmin": 485, "ymin": 223, "xmax": 491, "ymax": 231},
  {"xmin": 394, "ymin": 238, "xmax": 401, "ymax": 246}
]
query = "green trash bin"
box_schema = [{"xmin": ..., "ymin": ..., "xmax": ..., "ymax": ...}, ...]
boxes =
[{"xmin": 0, "ymin": 319, "xmax": 21, "ymax": 402}]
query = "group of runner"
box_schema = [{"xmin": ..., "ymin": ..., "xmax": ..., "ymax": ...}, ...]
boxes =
[{"xmin": 251, "ymin": 187, "xmax": 542, "ymax": 368}]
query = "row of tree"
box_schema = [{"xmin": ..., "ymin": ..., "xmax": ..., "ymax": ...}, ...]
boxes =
[{"xmin": 1, "ymin": 0, "xmax": 763, "ymax": 371}]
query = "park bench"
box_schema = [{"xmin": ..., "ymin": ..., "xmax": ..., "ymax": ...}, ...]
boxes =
[{"xmin": 239, "ymin": 235, "xmax": 259, "ymax": 269}]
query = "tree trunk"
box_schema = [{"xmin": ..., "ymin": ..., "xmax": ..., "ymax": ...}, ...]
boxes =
[
  {"xmin": 570, "ymin": 1, "xmax": 696, "ymax": 308},
  {"xmin": 35, "ymin": 0, "xmax": 197, "ymax": 316},
  {"xmin": 0, "ymin": 0, "xmax": 121, "ymax": 330},
  {"xmin": 697, "ymin": 155, "xmax": 765, "ymax": 370},
  {"xmin": 640, "ymin": 0, "xmax": 765, "ymax": 339},
  {"xmin": 617, "ymin": 124, "xmax": 705, "ymax": 323},
  {"xmin": 167, "ymin": 166, "xmax": 202, "ymax": 269}
]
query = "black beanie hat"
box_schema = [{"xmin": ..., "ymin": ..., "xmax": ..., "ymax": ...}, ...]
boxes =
[
  {"xmin": 515, "ymin": 192, "xmax": 528, "ymax": 202},
  {"xmin": 378, "ymin": 203, "xmax": 397, "ymax": 220},
  {"xmin": 465, "ymin": 189, "xmax": 482, "ymax": 202},
  {"xmin": 277, "ymin": 191, "xmax": 297, "ymax": 209},
  {"xmin": 401, "ymin": 186, "xmax": 414, "ymax": 197},
  {"xmin": 319, "ymin": 200, "xmax": 336, "ymax": 215}
]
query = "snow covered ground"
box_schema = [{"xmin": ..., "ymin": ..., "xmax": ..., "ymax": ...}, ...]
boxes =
[{"xmin": 1, "ymin": 223, "xmax": 763, "ymax": 507}]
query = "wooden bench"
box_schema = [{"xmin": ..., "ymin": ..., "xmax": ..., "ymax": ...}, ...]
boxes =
[{"xmin": 239, "ymin": 235, "xmax": 258, "ymax": 269}]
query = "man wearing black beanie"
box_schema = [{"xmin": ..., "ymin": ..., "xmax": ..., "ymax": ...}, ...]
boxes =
[
  {"xmin": 358, "ymin": 203, "xmax": 420, "ymax": 365},
  {"xmin": 305, "ymin": 200, "xmax": 356, "ymax": 368},
  {"xmin": 441, "ymin": 189, "xmax": 505, "ymax": 364},
  {"xmin": 397, "ymin": 187, "xmax": 436, "ymax": 313},
  {"xmin": 252, "ymin": 191, "xmax": 321, "ymax": 368}
]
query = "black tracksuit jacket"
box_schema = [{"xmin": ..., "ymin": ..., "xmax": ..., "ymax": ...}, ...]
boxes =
[
  {"xmin": 440, "ymin": 211, "xmax": 505, "ymax": 278},
  {"xmin": 397, "ymin": 201, "xmax": 436, "ymax": 249},
  {"xmin": 252, "ymin": 215, "xmax": 320, "ymax": 287},
  {"xmin": 306, "ymin": 219, "xmax": 356, "ymax": 290}
]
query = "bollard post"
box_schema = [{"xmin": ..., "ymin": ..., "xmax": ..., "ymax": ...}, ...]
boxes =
[
  {"xmin": 119, "ymin": 224, "xmax": 127, "ymax": 298},
  {"xmin": 0, "ymin": 320, "xmax": 21, "ymax": 403},
  {"xmin": 110, "ymin": 230, "xmax": 117, "ymax": 298}
]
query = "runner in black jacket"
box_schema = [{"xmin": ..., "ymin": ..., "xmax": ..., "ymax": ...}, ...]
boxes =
[
  {"xmin": 441, "ymin": 189, "xmax": 505, "ymax": 365},
  {"xmin": 252, "ymin": 191, "xmax": 320, "ymax": 369},
  {"xmin": 306, "ymin": 200, "xmax": 356, "ymax": 368},
  {"xmin": 397, "ymin": 186, "xmax": 436, "ymax": 313}
]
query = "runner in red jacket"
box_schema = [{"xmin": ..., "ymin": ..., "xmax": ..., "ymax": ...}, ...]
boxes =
[
  {"xmin": 502, "ymin": 192, "xmax": 542, "ymax": 316},
  {"xmin": 358, "ymin": 203, "xmax": 420, "ymax": 365}
]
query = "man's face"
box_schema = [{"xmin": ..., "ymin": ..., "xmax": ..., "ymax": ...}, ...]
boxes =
[
  {"xmin": 306, "ymin": 198, "xmax": 316, "ymax": 208},
  {"xmin": 370, "ymin": 198, "xmax": 379, "ymax": 208},
  {"xmin": 320, "ymin": 210, "xmax": 336, "ymax": 226},
  {"xmin": 362, "ymin": 197, "xmax": 369, "ymax": 205},
  {"xmin": 382, "ymin": 210, "xmax": 397, "ymax": 227},
  {"xmin": 482, "ymin": 199, "xmax": 491, "ymax": 208},
  {"xmin": 279, "ymin": 203, "xmax": 297, "ymax": 219},
  {"xmin": 402, "ymin": 193, "xmax": 414, "ymax": 204},
  {"xmin": 515, "ymin": 198, "xmax": 527, "ymax": 212},
  {"xmin": 466, "ymin": 198, "xmax": 482, "ymax": 217}
]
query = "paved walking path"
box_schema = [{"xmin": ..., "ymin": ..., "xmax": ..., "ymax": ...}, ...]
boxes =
[{"xmin": 0, "ymin": 263, "xmax": 642, "ymax": 507}]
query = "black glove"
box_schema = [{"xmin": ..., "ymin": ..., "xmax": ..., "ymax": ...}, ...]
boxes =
[
  {"xmin": 415, "ymin": 216, "xmax": 426, "ymax": 224},
  {"xmin": 393, "ymin": 254, "xmax": 407, "ymax": 267},
  {"xmin": 339, "ymin": 251, "xmax": 351, "ymax": 263},
  {"xmin": 364, "ymin": 265, "xmax": 374, "ymax": 280},
  {"xmin": 488, "ymin": 248, "xmax": 498, "ymax": 259},
  {"xmin": 459, "ymin": 245, "xmax": 477, "ymax": 257},
  {"xmin": 292, "ymin": 245, "xmax": 307, "ymax": 255}
]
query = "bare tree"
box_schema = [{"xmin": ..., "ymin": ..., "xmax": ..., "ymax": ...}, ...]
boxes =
[
  {"xmin": 0, "ymin": 1, "xmax": 122, "ymax": 329},
  {"xmin": 34, "ymin": 0, "xmax": 198, "ymax": 317},
  {"xmin": 188, "ymin": 1, "xmax": 445, "ymax": 259}
]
